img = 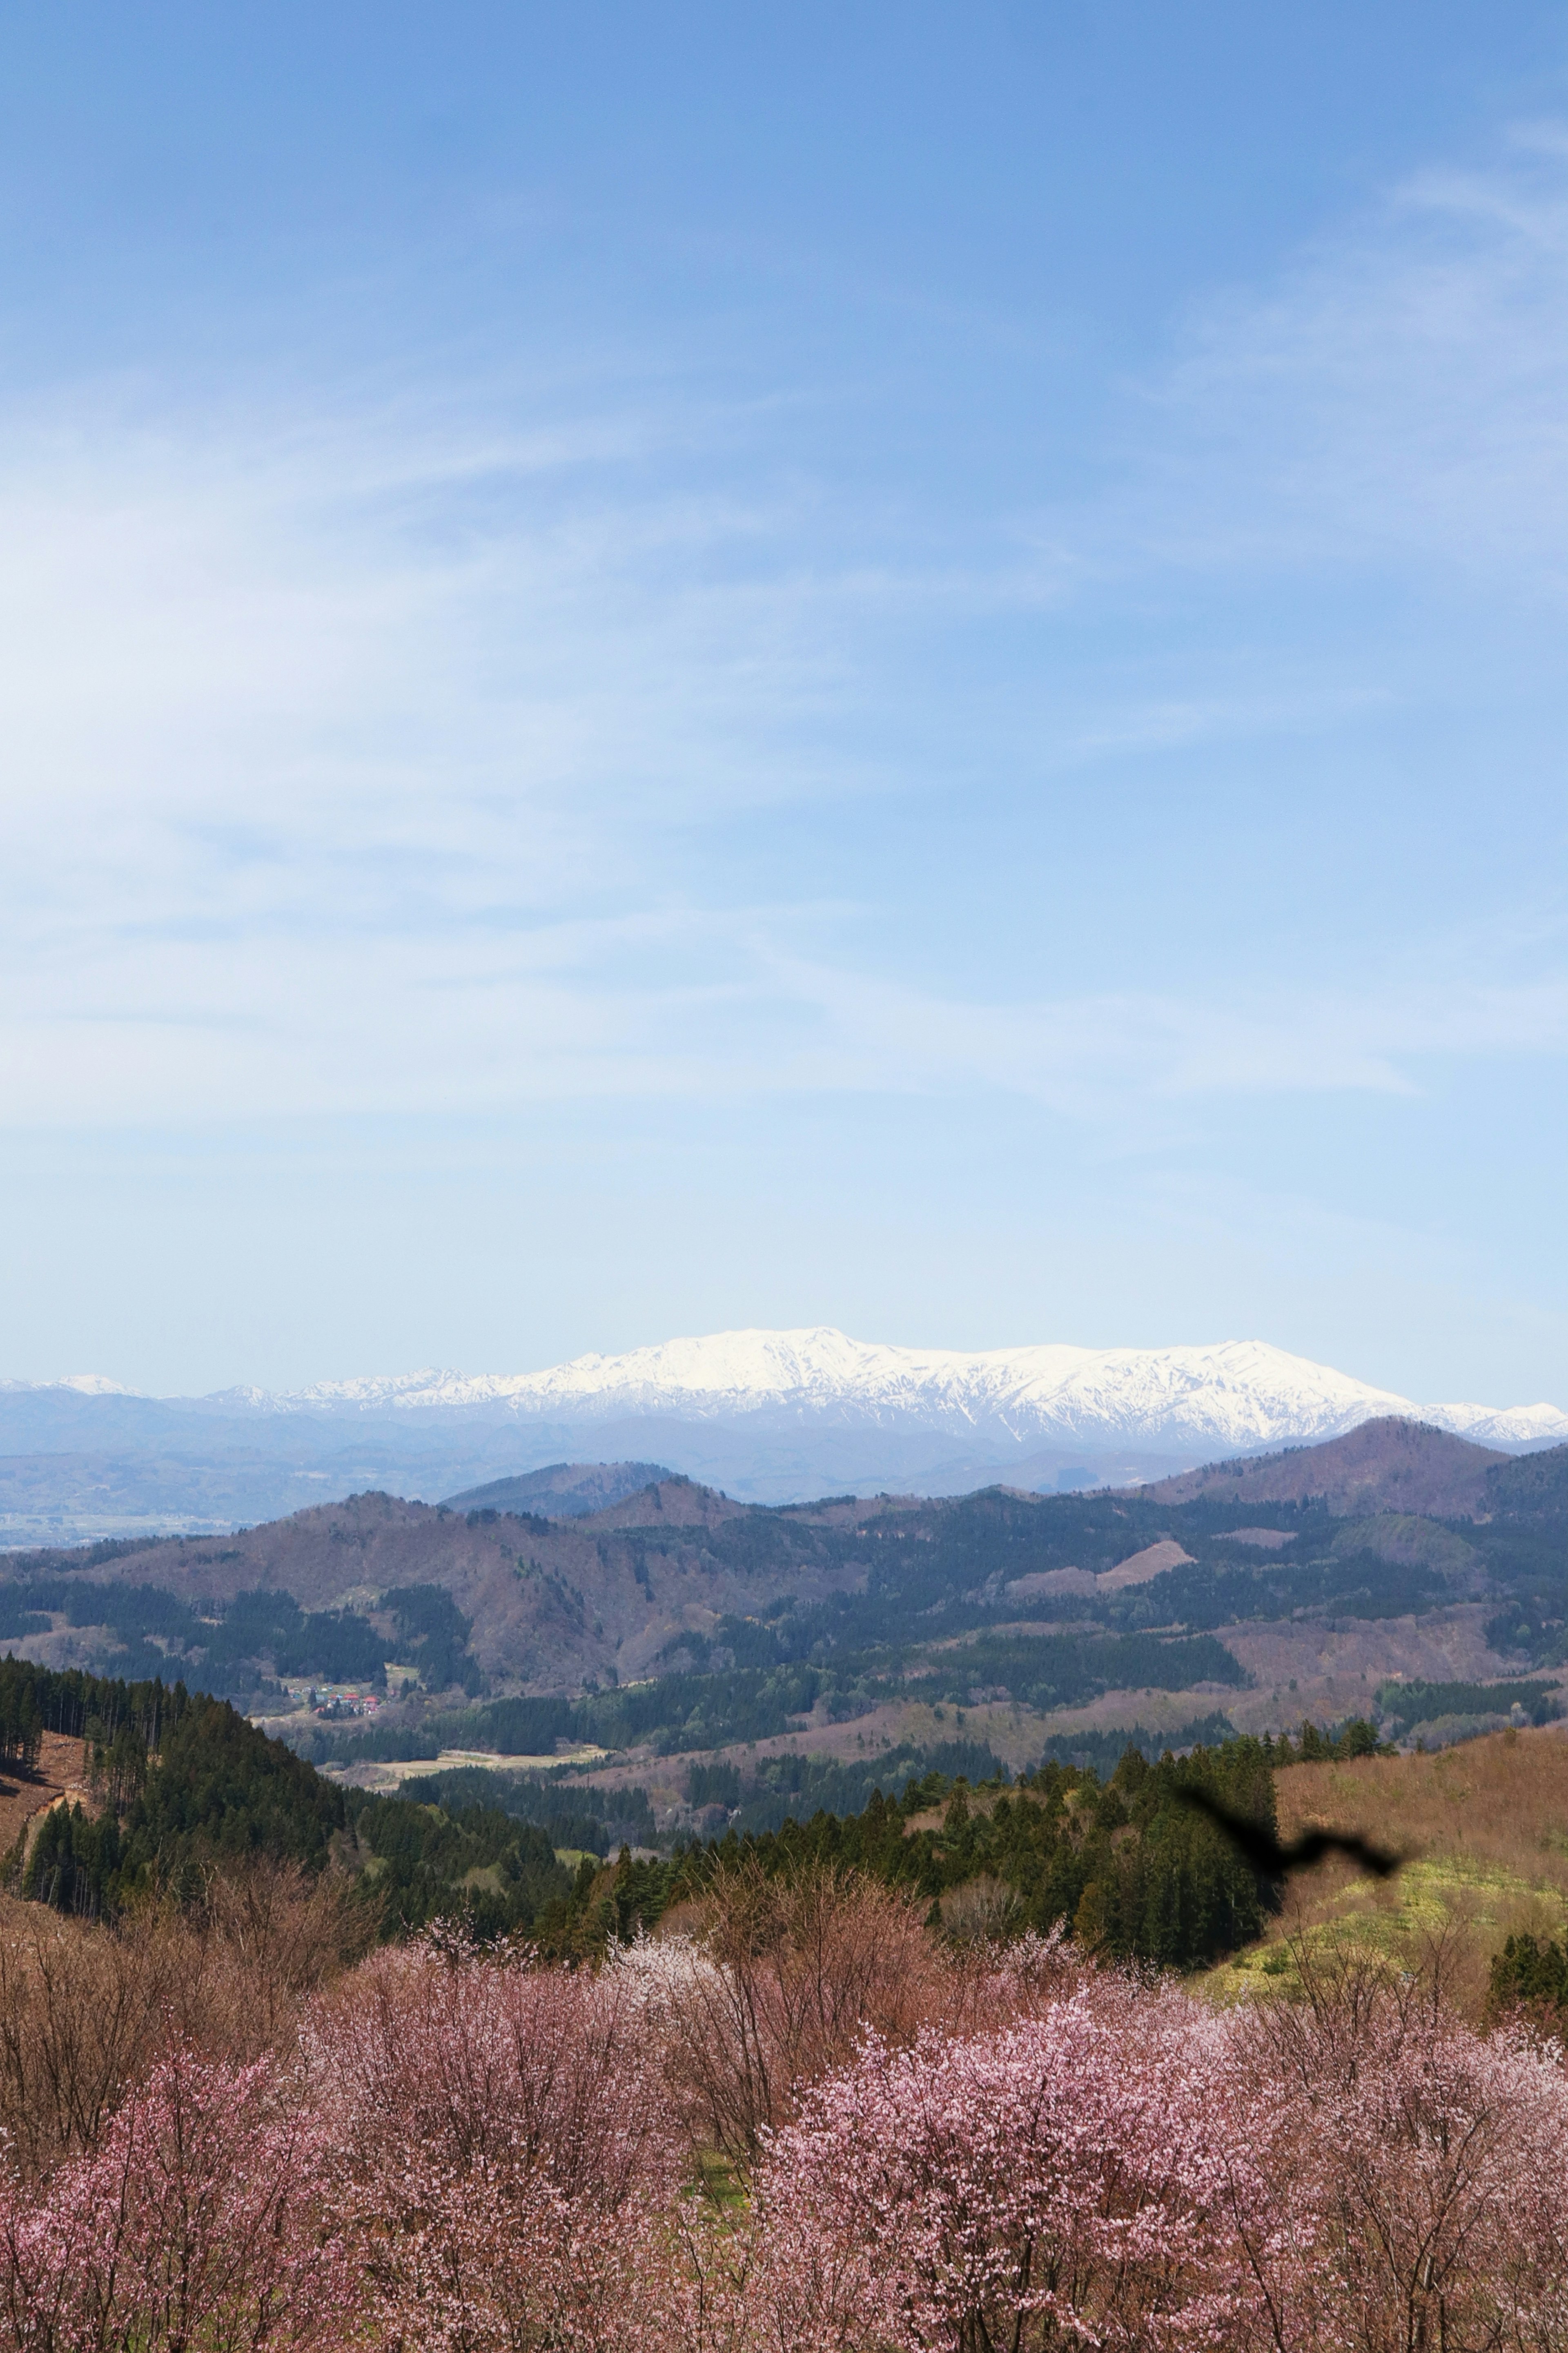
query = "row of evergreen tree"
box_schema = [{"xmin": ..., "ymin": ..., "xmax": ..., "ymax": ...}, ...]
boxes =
[{"xmin": 0, "ymin": 1654, "xmax": 196, "ymax": 1775}]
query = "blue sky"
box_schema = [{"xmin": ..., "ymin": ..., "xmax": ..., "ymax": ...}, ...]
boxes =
[{"xmin": 2, "ymin": 3, "xmax": 1566, "ymax": 1403}]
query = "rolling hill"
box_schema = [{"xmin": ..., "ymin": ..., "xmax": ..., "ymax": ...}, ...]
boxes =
[
  {"xmin": 1, "ymin": 1420, "xmax": 1565, "ymax": 1820},
  {"xmin": 1145, "ymin": 1418, "xmax": 1508, "ymax": 1517},
  {"xmin": 441, "ymin": 1460, "xmax": 673, "ymax": 1516}
]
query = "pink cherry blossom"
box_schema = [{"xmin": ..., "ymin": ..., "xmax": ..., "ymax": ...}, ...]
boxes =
[
  {"xmin": 0, "ymin": 2040, "xmax": 352, "ymax": 2353},
  {"xmin": 6, "ymin": 1904, "xmax": 1568, "ymax": 2353},
  {"xmin": 306, "ymin": 1931, "xmax": 688, "ymax": 2352}
]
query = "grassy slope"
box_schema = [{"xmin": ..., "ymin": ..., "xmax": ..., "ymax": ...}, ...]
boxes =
[{"xmin": 1203, "ymin": 1724, "xmax": 1568, "ymax": 2014}]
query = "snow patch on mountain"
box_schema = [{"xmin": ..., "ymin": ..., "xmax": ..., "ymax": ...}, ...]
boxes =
[
  {"xmin": 1424, "ymin": 1400, "xmax": 1568, "ymax": 1448},
  {"xmin": 0, "ymin": 1373, "xmax": 142, "ymax": 1397}
]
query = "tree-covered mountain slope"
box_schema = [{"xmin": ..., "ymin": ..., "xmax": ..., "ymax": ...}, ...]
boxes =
[{"xmin": 440, "ymin": 1460, "xmax": 673, "ymax": 1516}]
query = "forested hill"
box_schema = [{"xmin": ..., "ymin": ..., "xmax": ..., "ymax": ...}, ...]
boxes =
[
  {"xmin": 1144, "ymin": 1417, "xmax": 1509, "ymax": 1515},
  {"xmin": 1, "ymin": 1655, "xmax": 344, "ymax": 1916},
  {"xmin": 441, "ymin": 1460, "xmax": 674, "ymax": 1516},
  {"xmin": 2, "ymin": 1642, "xmax": 1287, "ymax": 1974}
]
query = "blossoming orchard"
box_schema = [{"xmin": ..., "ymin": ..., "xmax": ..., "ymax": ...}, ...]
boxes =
[{"xmin": 2, "ymin": 1860, "xmax": 1567, "ymax": 2353}]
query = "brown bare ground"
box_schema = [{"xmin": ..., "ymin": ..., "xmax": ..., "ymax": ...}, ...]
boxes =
[
  {"xmin": 1098, "ymin": 1539, "xmax": 1195, "ymax": 1590},
  {"xmin": 0, "ymin": 1734, "xmax": 91, "ymax": 1862},
  {"xmin": 1221, "ymin": 1604, "xmax": 1526, "ymax": 1733},
  {"xmin": 1276, "ymin": 1724, "xmax": 1568, "ymax": 1885}
]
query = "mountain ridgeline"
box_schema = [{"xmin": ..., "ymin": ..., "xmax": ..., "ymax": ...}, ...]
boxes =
[
  {"xmin": 6, "ymin": 1418, "xmax": 1568, "ymax": 1972},
  {"xmin": 2, "ymin": 1421, "xmax": 1567, "ymax": 1771},
  {"xmin": 2, "ymin": 1330, "xmax": 1563, "ymax": 1534}
]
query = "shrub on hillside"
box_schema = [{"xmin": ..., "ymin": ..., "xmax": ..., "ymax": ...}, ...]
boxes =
[{"xmin": 0, "ymin": 1863, "xmax": 365, "ymax": 2178}]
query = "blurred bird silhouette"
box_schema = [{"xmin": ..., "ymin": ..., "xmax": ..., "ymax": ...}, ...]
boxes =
[{"xmin": 1178, "ymin": 1788, "xmax": 1399, "ymax": 1880}]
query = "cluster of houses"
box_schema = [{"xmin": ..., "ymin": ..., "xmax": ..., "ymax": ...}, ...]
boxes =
[{"xmin": 285, "ymin": 1683, "xmax": 383, "ymax": 1721}]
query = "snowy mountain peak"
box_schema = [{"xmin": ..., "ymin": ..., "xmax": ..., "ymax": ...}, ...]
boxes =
[
  {"xmin": 1423, "ymin": 1400, "xmax": 1568, "ymax": 1448},
  {"xmin": 0, "ymin": 1372, "xmax": 142, "ymax": 1398},
  {"xmin": 223, "ymin": 1329, "xmax": 1567, "ymax": 1456},
  {"xmin": 2, "ymin": 1334, "xmax": 1562, "ymax": 1471}
]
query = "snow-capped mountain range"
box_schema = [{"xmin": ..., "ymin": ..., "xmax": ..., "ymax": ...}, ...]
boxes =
[{"xmin": 20, "ymin": 1330, "xmax": 1567, "ymax": 1456}]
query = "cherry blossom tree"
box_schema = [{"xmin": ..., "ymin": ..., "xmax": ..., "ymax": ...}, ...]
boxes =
[
  {"xmin": 0, "ymin": 2039, "xmax": 350, "ymax": 2353},
  {"xmin": 1233, "ymin": 1958, "xmax": 1568, "ymax": 2352},
  {"xmin": 307, "ymin": 1932, "xmax": 689, "ymax": 2353},
  {"xmin": 747, "ymin": 1977, "xmax": 1284, "ymax": 2352},
  {"xmin": 6, "ymin": 1894, "xmax": 1568, "ymax": 2353},
  {"xmin": 746, "ymin": 1957, "xmax": 1568, "ymax": 2353}
]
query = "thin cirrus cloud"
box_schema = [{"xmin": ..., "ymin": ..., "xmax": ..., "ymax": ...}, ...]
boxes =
[
  {"xmin": 756, "ymin": 955, "xmax": 1568, "ymax": 1113},
  {"xmin": 1, "ymin": 130, "xmax": 1566, "ymax": 1136},
  {"xmin": 1107, "ymin": 126, "xmax": 1568, "ymax": 586},
  {"xmin": 6, "ymin": 897, "xmax": 1566, "ymax": 1130}
]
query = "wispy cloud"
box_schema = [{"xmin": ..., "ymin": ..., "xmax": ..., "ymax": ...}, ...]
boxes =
[
  {"xmin": 6, "ymin": 871, "xmax": 1566, "ymax": 1127},
  {"xmin": 2, "ymin": 129, "xmax": 1567, "ymax": 1133},
  {"xmin": 1098, "ymin": 126, "xmax": 1568, "ymax": 587}
]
